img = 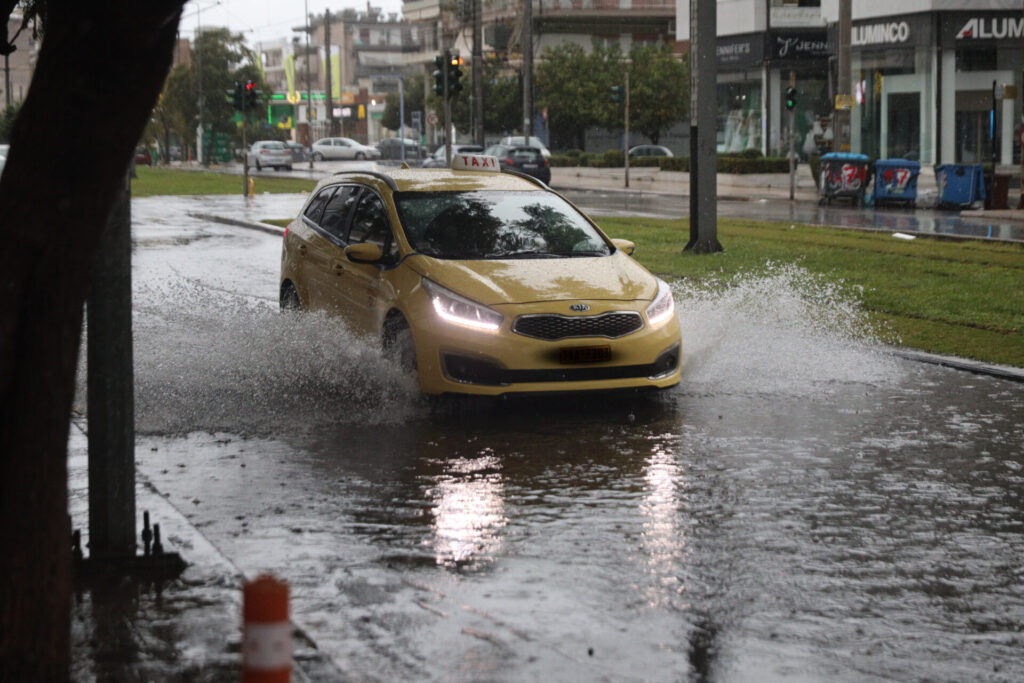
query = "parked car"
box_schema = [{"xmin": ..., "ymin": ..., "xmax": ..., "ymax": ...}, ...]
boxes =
[
  {"xmin": 248, "ymin": 140, "xmax": 293, "ymax": 171},
  {"xmin": 278, "ymin": 153, "xmax": 681, "ymax": 396},
  {"xmin": 629, "ymin": 144, "xmax": 674, "ymax": 158},
  {"xmin": 484, "ymin": 144, "xmax": 551, "ymax": 184},
  {"xmin": 134, "ymin": 147, "xmax": 153, "ymax": 166},
  {"xmin": 310, "ymin": 137, "xmax": 381, "ymax": 161},
  {"xmin": 422, "ymin": 144, "xmax": 485, "ymax": 168},
  {"xmin": 377, "ymin": 137, "xmax": 428, "ymax": 161},
  {"xmin": 285, "ymin": 141, "xmax": 310, "ymax": 162},
  {"xmin": 498, "ymin": 136, "xmax": 552, "ymax": 158},
  {"xmin": 0, "ymin": 153, "xmax": 6, "ymax": 176}
]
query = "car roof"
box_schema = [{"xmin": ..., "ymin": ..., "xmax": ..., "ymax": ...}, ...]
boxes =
[{"xmin": 311, "ymin": 167, "xmax": 546, "ymax": 195}]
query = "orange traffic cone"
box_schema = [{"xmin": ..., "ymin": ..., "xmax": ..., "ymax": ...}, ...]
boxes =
[{"xmin": 242, "ymin": 575, "xmax": 291, "ymax": 682}]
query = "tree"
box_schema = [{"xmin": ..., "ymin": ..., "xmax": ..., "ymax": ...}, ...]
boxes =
[
  {"xmin": 536, "ymin": 42, "xmax": 619, "ymax": 150},
  {"xmin": 0, "ymin": 1, "xmax": 186, "ymax": 678},
  {"xmin": 381, "ymin": 74, "xmax": 425, "ymax": 133},
  {"xmin": 623, "ymin": 45, "xmax": 689, "ymax": 145}
]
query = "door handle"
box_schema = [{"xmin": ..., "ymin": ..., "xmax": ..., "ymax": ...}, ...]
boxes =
[{"xmin": 332, "ymin": 262, "xmax": 345, "ymax": 276}]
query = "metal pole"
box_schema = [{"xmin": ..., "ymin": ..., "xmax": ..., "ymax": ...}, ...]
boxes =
[
  {"xmin": 624, "ymin": 69, "xmax": 630, "ymax": 189},
  {"xmin": 789, "ymin": 71, "xmax": 796, "ymax": 201},
  {"xmin": 305, "ymin": 0, "xmax": 313, "ymax": 168},
  {"xmin": 399, "ymin": 78, "xmax": 406, "ymax": 163},
  {"xmin": 473, "ymin": 0, "xmax": 484, "ymax": 146},
  {"xmin": 522, "ymin": 0, "xmax": 533, "ymax": 139},
  {"xmin": 324, "ymin": 9, "xmax": 334, "ymax": 137},
  {"xmin": 685, "ymin": 0, "xmax": 722, "ymax": 253},
  {"xmin": 242, "ymin": 92, "xmax": 249, "ymax": 196},
  {"xmin": 836, "ymin": 0, "xmax": 851, "ymax": 152},
  {"xmin": 444, "ymin": 49, "xmax": 452, "ymax": 165},
  {"xmin": 87, "ymin": 169, "xmax": 136, "ymax": 561},
  {"xmin": 196, "ymin": 5, "xmax": 204, "ymax": 165}
]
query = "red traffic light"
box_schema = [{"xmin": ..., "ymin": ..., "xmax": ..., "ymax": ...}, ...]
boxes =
[{"xmin": 245, "ymin": 81, "xmax": 255, "ymax": 92}]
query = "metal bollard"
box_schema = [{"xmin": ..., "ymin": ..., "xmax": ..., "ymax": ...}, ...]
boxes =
[{"xmin": 242, "ymin": 574, "xmax": 291, "ymax": 682}]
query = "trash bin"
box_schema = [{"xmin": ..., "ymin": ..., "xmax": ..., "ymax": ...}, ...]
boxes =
[
  {"xmin": 872, "ymin": 159, "xmax": 920, "ymax": 207},
  {"xmin": 935, "ymin": 164, "xmax": 985, "ymax": 209},
  {"xmin": 987, "ymin": 173, "xmax": 1010, "ymax": 210},
  {"xmin": 819, "ymin": 153, "xmax": 871, "ymax": 205}
]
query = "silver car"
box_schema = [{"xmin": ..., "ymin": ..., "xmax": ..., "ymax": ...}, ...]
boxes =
[
  {"xmin": 310, "ymin": 137, "xmax": 381, "ymax": 161},
  {"xmin": 248, "ymin": 140, "xmax": 293, "ymax": 171},
  {"xmin": 421, "ymin": 143, "xmax": 484, "ymax": 168}
]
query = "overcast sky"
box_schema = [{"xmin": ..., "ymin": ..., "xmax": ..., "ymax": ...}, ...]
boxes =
[{"xmin": 181, "ymin": 0, "xmax": 405, "ymax": 46}]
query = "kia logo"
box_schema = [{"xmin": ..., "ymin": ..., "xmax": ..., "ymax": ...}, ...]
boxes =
[{"xmin": 569, "ymin": 303, "xmax": 590, "ymax": 312}]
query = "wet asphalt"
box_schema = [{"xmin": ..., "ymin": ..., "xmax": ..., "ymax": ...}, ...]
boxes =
[{"xmin": 70, "ymin": 195, "xmax": 1024, "ymax": 682}]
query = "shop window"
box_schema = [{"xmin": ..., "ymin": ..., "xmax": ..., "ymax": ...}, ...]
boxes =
[
  {"xmin": 956, "ymin": 48, "xmax": 997, "ymax": 72},
  {"xmin": 887, "ymin": 93, "xmax": 919, "ymax": 160}
]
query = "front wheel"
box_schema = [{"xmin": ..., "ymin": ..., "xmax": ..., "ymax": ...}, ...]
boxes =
[
  {"xmin": 383, "ymin": 317, "xmax": 417, "ymax": 377},
  {"xmin": 280, "ymin": 283, "xmax": 300, "ymax": 312},
  {"xmin": 355, "ymin": 152, "xmax": 366, "ymax": 161},
  {"xmin": 312, "ymin": 152, "xmax": 324, "ymax": 161}
]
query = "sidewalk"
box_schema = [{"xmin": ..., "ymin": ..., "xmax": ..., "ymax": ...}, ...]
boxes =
[{"xmin": 68, "ymin": 419, "xmax": 345, "ymax": 681}]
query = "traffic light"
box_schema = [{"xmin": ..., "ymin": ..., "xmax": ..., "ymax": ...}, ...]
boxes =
[
  {"xmin": 244, "ymin": 80, "xmax": 259, "ymax": 109},
  {"xmin": 447, "ymin": 55, "xmax": 463, "ymax": 98},
  {"xmin": 228, "ymin": 82, "xmax": 244, "ymax": 111},
  {"xmin": 610, "ymin": 85, "xmax": 623, "ymax": 104},
  {"xmin": 785, "ymin": 86, "xmax": 797, "ymax": 111},
  {"xmin": 433, "ymin": 54, "xmax": 445, "ymax": 96}
]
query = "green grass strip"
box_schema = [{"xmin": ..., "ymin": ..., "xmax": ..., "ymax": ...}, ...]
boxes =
[{"xmin": 131, "ymin": 165, "xmax": 317, "ymax": 198}]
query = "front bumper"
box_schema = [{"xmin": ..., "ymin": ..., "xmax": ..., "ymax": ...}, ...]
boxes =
[{"xmin": 406, "ymin": 296, "xmax": 682, "ymax": 396}]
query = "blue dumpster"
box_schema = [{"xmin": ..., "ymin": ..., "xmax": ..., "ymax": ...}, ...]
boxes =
[
  {"xmin": 935, "ymin": 164, "xmax": 985, "ymax": 209},
  {"xmin": 819, "ymin": 153, "xmax": 871, "ymax": 205},
  {"xmin": 873, "ymin": 159, "xmax": 920, "ymax": 207}
]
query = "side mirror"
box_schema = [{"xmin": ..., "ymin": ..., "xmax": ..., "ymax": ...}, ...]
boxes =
[
  {"xmin": 345, "ymin": 242, "xmax": 384, "ymax": 264},
  {"xmin": 611, "ymin": 238, "xmax": 635, "ymax": 256}
]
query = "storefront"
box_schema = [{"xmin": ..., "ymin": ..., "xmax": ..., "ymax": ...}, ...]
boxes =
[
  {"xmin": 716, "ymin": 33, "xmax": 765, "ymax": 154},
  {"xmin": 850, "ymin": 13, "xmax": 935, "ymax": 164},
  {"xmin": 939, "ymin": 11, "xmax": 1023, "ymax": 166},
  {"xmin": 766, "ymin": 28, "xmax": 833, "ymax": 159}
]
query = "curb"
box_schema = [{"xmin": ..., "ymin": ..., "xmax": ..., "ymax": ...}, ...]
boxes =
[{"xmin": 189, "ymin": 212, "xmax": 285, "ymax": 236}]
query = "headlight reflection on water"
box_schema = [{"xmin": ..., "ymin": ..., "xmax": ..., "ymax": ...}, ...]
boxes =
[{"xmin": 428, "ymin": 455, "xmax": 508, "ymax": 567}]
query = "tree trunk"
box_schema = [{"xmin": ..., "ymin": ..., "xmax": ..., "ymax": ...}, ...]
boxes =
[{"xmin": 0, "ymin": 2, "xmax": 184, "ymax": 678}]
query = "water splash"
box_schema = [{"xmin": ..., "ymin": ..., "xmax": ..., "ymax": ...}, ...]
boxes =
[
  {"xmin": 126, "ymin": 280, "xmax": 422, "ymax": 435},
  {"xmin": 674, "ymin": 262, "xmax": 902, "ymax": 396}
]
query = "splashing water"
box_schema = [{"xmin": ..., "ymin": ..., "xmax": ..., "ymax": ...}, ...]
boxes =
[
  {"xmin": 77, "ymin": 259, "xmax": 902, "ymax": 435},
  {"xmin": 674, "ymin": 262, "xmax": 902, "ymax": 396}
]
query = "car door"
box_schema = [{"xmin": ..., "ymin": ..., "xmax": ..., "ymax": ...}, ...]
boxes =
[
  {"xmin": 338, "ymin": 189, "xmax": 396, "ymax": 334},
  {"xmin": 292, "ymin": 185, "xmax": 338, "ymax": 310},
  {"xmin": 309, "ymin": 185, "xmax": 361, "ymax": 320},
  {"xmin": 336, "ymin": 139, "xmax": 355, "ymax": 160}
]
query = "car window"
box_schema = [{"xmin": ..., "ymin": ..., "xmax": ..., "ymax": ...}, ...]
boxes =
[
  {"xmin": 347, "ymin": 191, "xmax": 391, "ymax": 251},
  {"xmin": 303, "ymin": 186, "xmax": 336, "ymax": 224},
  {"xmin": 394, "ymin": 190, "xmax": 611, "ymax": 260},
  {"xmin": 319, "ymin": 185, "xmax": 359, "ymax": 240}
]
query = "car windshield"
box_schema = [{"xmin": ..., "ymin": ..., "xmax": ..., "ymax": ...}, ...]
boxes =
[{"xmin": 394, "ymin": 190, "xmax": 612, "ymax": 260}]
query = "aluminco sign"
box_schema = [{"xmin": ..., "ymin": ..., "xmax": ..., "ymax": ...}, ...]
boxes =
[
  {"xmin": 853, "ymin": 21, "xmax": 910, "ymax": 46},
  {"xmin": 957, "ymin": 17, "xmax": 1024, "ymax": 40}
]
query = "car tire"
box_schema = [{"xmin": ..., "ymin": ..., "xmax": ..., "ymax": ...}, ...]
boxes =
[
  {"xmin": 355, "ymin": 152, "xmax": 366, "ymax": 161},
  {"xmin": 312, "ymin": 152, "xmax": 324, "ymax": 161},
  {"xmin": 280, "ymin": 283, "xmax": 301, "ymax": 312},
  {"xmin": 383, "ymin": 315, "xmax": 417, "ymax": 376},
  {"xmin": 255, "ymin": 160, "xmax": 262, "ymax": 171}
]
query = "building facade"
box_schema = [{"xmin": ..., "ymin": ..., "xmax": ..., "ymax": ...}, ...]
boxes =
[
  {"xmin": 677, "ymin": 0, "xmax": 1024, "ymax": 165},
  {"xmin": 3, "ymin": 13, "xmax": 38, "ymax": 108}
]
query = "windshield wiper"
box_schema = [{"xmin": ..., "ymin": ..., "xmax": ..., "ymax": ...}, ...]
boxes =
[{"xmin": 500, "ymin": 250, "xmax": 561, "ymax": 259}]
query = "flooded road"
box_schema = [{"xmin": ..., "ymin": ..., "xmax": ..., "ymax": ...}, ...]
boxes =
[{"xmin": 79, "ymin": 196, "xmax": 1024, "ymax": 681}]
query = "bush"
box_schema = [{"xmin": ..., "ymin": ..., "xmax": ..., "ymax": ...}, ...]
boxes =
[
  {"xmin": 548, "ymin": 154, "xmax": 578, "ymax": 167},
  {"xmin": 590, "ymin": 150, "xmax": 624, "ymax": 167},
  {"xmin": 736, "ymin": 148, "xmax": 763, "ymax": 159},
  {"xmin": 630, "ymin": 157, "xmax": 661, "ymax": 167},
  {"xmin": 717, "ymin": 156, "xmax": 790, "ymax": 173},
  {"xmin": 659, "ymin": 156, "xmax": 689, "ymax": 172}
]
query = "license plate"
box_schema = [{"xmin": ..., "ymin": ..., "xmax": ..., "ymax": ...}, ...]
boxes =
[
  {"xmin": 522, "ymin": 163, "xmax": 538, "ymax": 169},
  {"xmin": 559, "ymin": 345, "xmax": 611, "ymax": 364}
]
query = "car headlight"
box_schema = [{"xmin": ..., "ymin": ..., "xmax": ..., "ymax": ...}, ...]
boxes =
[
  {"xmin": 645, "ymin": 278, "xmax": 675, "ymax": 327},
  {"xmin": 422, "ymin": 278, "xmax": 503, "ymax": 332}
]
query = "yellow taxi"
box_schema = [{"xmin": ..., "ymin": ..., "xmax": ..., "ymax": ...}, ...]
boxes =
[{"xmin": 279, "ymin": 154, "xmax": 681, "ymax": 396}]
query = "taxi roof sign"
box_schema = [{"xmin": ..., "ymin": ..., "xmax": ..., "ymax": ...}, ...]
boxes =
[{"xmin": 451, "ymin": 154, "xmax": 500, "ymax": 172}]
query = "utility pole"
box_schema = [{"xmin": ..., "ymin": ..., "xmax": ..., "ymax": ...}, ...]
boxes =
[
  {"xmin": 522, "ymin": 0, "xmax": 533, "ymax": 139},
  {"xmin": 685, "ymin": 0, "xmax": 723, "ymax": 253},
  {"xmin": 324, "ymin": 9, "xmax": 334, "ymax": 137},
  {"xmin": 836, "ymin": 0, "xmax": 851, "ymax": 152},
  {"xmin": 305, "ymin": 0, "xmax": 314, "ymax": 168},
  {"xmin": 624, "ymin": 69, "xmax": 631, "ymax": 189},
  {"xmin": 789, "ymin": 72, "xmax": 796, "ymax": 201},
  {"xmin": 473, "ymin": 0, "xmax": 484, "ymax": 146}
]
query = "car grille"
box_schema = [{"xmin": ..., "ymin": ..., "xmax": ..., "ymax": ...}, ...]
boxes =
[{"xmin": 512, "ymin": 312, "xmax": 644, "ymax": 341}]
